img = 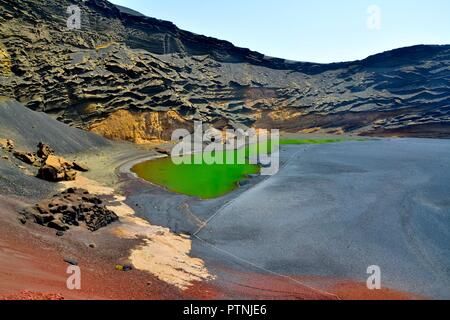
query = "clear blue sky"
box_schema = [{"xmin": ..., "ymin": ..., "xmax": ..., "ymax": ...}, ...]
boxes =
[{"xmin": 110, "ymin": 0, "xmax": 450, "ymax": 63}]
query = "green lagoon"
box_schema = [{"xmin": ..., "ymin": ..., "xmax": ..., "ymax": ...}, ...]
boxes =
[
  {"xmin": 132, "ymin": 147, "xmax": 260, "ymax": 199},
  {"xmin": 132, "ymin": 138, "xmax": 353, "ymax": 199}
]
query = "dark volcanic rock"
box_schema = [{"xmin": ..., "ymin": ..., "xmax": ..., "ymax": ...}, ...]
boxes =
[
  {"xmin": 0, "ymin": 0, "xmax": 449, "ymax": 138},
  {"xmin": 13, "ymin": 150, "xmax": 39, "ymax": 166},
  {"xmin": 21, "ymin": 188, "xmax": 119, "ymax": 232},
  {"xmin": 36, "ymin": 154, "xmax": 79, "ymax": 182},
  {"xmin": 37, "ymin": 142, "xmax": 54, "ymax": 160},
  {"xmin": 37, "ymin": 165, "xmax": 77, "ymax": 182},
  {"xmin": 8, "ymin": 141, "xmax": 85, "ymax": 182},
  {"xmin": 155, "ymin": 147, "xmax": 171, "ymax": 156},
  {"xmin": 72, "ymin": 162, "xmax": 89, "ymax": 172},
  {"xmin": 63, "ymin": 258, "xmax": 79, "ymax": 266}
]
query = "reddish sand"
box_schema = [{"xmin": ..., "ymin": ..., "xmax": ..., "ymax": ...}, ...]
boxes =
[
  {"xmin": 0, "ymin": 195, "xmax": 421, "ymax": 300},
  {"xmin": 0, "ymin": 195, "xmax": 186, "ymax": 300},
  {"xmin": 325, "ymin": 280, "xmax": 422, "ymax": 300},
  {"xmin": 185, "ymin": 265, "xmax": 422, "ymax": 300},
  {"xmin": 1, "ymin": 291, "xmax": 64, "ymax": 300}
]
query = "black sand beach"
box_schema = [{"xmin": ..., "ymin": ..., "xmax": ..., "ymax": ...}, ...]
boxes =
[{"xmin": 124, "ymin": 138, "xmax": 450, "ymax": 299}]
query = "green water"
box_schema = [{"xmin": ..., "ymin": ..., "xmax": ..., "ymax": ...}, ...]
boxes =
[
  {"xmin": 132, "ymin": 138, "xmax": 355, "ymax": 199},
  {"xmin": 132, "ymin": 148, "xmax": 260, "ymax": 199}
]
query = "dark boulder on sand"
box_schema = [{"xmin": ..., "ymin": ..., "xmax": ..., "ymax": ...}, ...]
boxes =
[
  {"xmin": 71, "ymin": 162, "xmax": 89, "ymax": 172},
  {"xmin": 21, "ymin": 188, "xmax": 119, "ymax": 232},
  {"xmin": 155, "ymin": 147, "xmax": 172, "ymax": 156},
  {"xmin": 2, "ymin": 137, "xmax": 90, "ymax": 182},
  {"xmin": 37, "ymin": 155, "xmax": 78, "ymax": 182},
  {"xmin": 36, "ymin": 142, "xmax": 54, "ymax": 160},
  {"xmin": 13, "ymin": 150, "xmax": 40, "ymax": 166}
]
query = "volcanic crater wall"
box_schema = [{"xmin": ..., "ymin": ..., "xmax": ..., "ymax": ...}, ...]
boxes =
[{"xmin": 1, "ymin": 0, "xmax": 450, "ymax": 141}]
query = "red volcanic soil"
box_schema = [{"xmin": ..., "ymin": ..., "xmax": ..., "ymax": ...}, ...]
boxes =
[
  {"xmin": 324, "ymin": 280, "xmax": 421, "ymax": 300},
  {"xmin": 0, "ymin": 195, "xmax": 421, "ymax": 300},
  {"xmin": 1, "ymin": 291, "xmax": 64, "ymax": 300},
  {"xmin": 185, "ymin": 265, "xmax": 422, "ymax": 300},
  {"xmin": 0, "ymin": 195, "xmax": 188, "ymax": 300}
]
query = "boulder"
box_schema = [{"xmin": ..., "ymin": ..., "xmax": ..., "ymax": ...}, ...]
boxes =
[
  {"xmin": 44, "ymin": 155, "xmax": 72, "ymax": 168},
  {"xmin": 37, "ymin": 155, "xmax": 77, "ymax": 182},
  {"xmin": 37, "ymin": 166, "xmax": 77, "ymax": 182},
  {"xmin": 37, "ymin": 142, "xmax": 54, "ymax": 159},
  {"xmin": 238, "ymin": 179, "xmax": 251, "ymax": 187},
  {"xmin": 155, "ymin": 147, "xmax": 171, "ymax": 156},
  {"xmin": 13, "ymin": 150, "xmax": 40, "ymax": 166},
  {"xmin": 33, "ymin": 212, "xmax": 55, "ymax": 225},
  {"xmin": 0, "ymin": 138, "xmax": 14, "ymax": 151},
  {"xmin": 37, "ymin": 166, "xmax": 63, "ymax": 181},
  {"xmin": 20, "ymin": 188, "xmax": 119, "ymax": 232},
  {"xmin": 72, "ymin": 162, "xmax": 89, "ymax": 172},
  {"xmin": 47, "ymin": 220, "xmax": 70, "ymax": 231},
  {"xmin": 64, "ymin": 169, "xmax": 78, "ymax": 181},
  {"xmin": 32, "ymin": 144, "xmax": 88, "ymax": 182}
]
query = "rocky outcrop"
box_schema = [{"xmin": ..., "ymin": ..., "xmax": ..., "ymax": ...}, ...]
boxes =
[
  {"xmin": 36, "ymin": 142, "xmax": 54, "ymax": 160},
  {"xmin": 20, "ymin": 187, "xmax": 119, "ymax": 232},
  {"xmin": 35, "ymin": 150, "xmax": 88, "ymax": 182},
  {"xmin": 13, "ymin": 151, "xmax": 39, "ymax": 166},
  {"xmin": 0, "ymin": 45, "xmax": 11, "ymax": 76},
  {"xmin": 37, "ymin": 155, "xmax": 78, "ymax": 182},
  {"xmin": 1, "ymin": 139, "xmax": 88, "ymax": 182},
  {"xmin": 0, "ymin": 138, "xmax": 14, "ymax": 151},
  {"xmin": 155, "ymin": 147, "xmax": 172, "ymax": 156},
  {"xmin": 0, "ymin": 0, "xmax": 449, "ymax": 138},
  {"xmin": 71, "ymin": 162, "xmax": 89, "ymax": 172}
]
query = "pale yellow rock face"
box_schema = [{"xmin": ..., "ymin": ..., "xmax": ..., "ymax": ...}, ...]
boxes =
[
  {"xmin": 0, "ymin": 47, "xmax": 12, "ymax": 76},
  {"xmin": 89, "ymin": 109, "xmax": 192, "ymax": 144},
  {"xmin": 44, "ymin": 155, "xmax": 72, "ymax": 168}
]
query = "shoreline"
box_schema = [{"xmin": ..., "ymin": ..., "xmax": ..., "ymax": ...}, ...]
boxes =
[{"xmin": 118, "ymin": 153, "xmax": 168, "ymax": 179}]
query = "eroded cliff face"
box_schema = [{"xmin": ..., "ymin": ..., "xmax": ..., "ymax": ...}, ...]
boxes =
[
  {"xmin": 89, "ymin": 109, "xmax": 192, "ymax": 143},
  {"xmin": 0, "ymin": 45, "xmax": 11, "ymax": 76},
  {"xmin": 1, "ymin": 0, "xmax": 450, "ymax": 139}
]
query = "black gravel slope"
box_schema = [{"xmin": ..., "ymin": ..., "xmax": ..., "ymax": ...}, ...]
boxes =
[{"xmin": 0, "ymin": 98, "xmax": 110, "ymax": 155}]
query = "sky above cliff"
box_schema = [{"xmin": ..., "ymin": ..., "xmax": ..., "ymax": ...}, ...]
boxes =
[{"xmin": 110, "ymin": 0, "xmax": 450, "ymax": 63}]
